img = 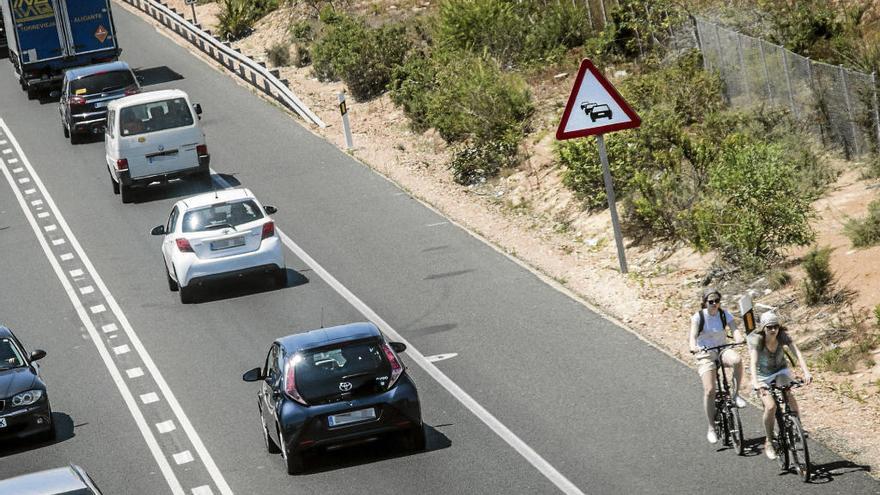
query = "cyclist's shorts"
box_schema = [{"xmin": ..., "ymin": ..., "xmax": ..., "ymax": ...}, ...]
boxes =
[{"xmin": 695, "ymin": 348, "xmax": 738, "ymax": 376}]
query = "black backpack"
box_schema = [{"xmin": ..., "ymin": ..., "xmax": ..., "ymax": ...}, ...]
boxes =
[{"xmin": 697, "ymin": 308, "xmax": 728, "ymax": 336}]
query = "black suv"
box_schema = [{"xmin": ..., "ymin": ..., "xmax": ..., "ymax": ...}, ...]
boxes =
[
  {"xmin": 243, "ymin": 322, "xmax": 424, "ymax": 474},
  {"xmin": 60, "ymin": 61, "xmax": 140, "ymax": 144},
  {"xmin": 0, "ymin": 325, "xmax": 53, "ymax": 442}
]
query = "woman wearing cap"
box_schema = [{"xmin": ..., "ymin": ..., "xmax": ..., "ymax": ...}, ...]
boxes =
[
  {"xmin": 689, "ymin": 288, "xmax": 746, "ymax": 444},
  {"xmin": 748, "ymin": 311, "xmax": 812, "ymax": 459}
]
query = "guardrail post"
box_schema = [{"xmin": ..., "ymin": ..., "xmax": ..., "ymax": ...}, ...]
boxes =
[{"xmin": 338, "ymin": 92, "xmax": 354, "ymax": 150}]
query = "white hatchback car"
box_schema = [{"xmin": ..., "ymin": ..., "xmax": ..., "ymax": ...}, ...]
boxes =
[{"xmin": 150, "ymin": 188, "xmax": 286, "ymax": 303}]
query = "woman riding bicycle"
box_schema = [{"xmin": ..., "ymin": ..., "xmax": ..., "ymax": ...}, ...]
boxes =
[
  {"xmin": 689, "ymin": 287, "xmax": 746, "ymax": 444},
  {"xmin": 748, "ymin": 311, "xmax": 812, "ymax": 460}
]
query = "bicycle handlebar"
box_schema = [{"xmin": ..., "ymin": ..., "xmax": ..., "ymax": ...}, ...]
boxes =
[
  {"xmin": 754, "ymin": 379, "xmax": 805, "ymax": 391},
  {"xmin": 690, "ymin": 341, "xmax": 745, "ymax": 354}
]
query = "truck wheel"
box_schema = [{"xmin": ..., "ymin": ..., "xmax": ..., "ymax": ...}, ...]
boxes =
[
  {"xmin": 69, "ymin": 132, "xmax": 81, "ymax": 145},
  {"xmin": 111, "ymin": 175, "xmax": 120, "ymax": 195},
  {"xmin": 179, "ymin": 285, "xmax": 195, "ymax": 304},
  {"xmin": 26, "ymin": 87, "xmax": 38, "ymax": 100},
  {"xmin": 62, "ymin": 124, "xmax": 69, "ymax": 138},
  {"xmin": 120, "ymin": 184, "xmax": 133, "ymax": 204}
]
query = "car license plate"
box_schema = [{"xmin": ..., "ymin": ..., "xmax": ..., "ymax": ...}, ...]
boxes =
[
  {"xmin": 95, "ymin": 101, "xmax": 107, "ymax": 108},
  {"xmin": 210, "ymin": 236, "xmax": 245, "ymax": 251},
  {"xmin": 328, "ymin": 408, "xmax": 376, "ymax": 427},
  {"xmin": 0, "ymin": 418, "xmax": 6, "ymax": 428}
]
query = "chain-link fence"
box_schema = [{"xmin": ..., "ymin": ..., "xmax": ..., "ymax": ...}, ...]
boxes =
[{"xmin": 695, "ymin": 17, "xmax": 880, "ymax": 159}]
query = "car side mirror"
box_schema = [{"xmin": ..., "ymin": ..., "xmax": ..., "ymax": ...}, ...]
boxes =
[
  {"xmin": 150, "ymin": 225, "xmax": 165, "ymax": 236},
  {"xmin": 390, "ymin": 342, "xmax": 406, "ymax": 353},
  {"xmin": 264, "ymin": 205, "xmax": 277, "ymax": 215},
  {"xmin": 30, "ymin": 349, "xmax": 47, "ymax": 362},
  {"xmin": 242, "ymin": 367, "xmax": 263, "ymax": 382},
  {"xmin": 193, "ymin": 103, "xmax": 202, "ymax": 116}
]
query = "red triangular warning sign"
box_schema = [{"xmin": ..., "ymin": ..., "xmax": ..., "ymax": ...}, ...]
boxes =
[{"xmin": 556, "ymin": 59, "xmax": 641, "ymax": 140}]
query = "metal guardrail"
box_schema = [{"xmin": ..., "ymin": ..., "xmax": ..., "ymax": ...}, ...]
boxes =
[{"xmin": 118, "ymin": 0, "xmax": 326, "ymax": 128}]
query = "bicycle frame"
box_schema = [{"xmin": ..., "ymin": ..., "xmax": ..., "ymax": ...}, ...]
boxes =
[
  {"xmin": 765, "ymin": 380, "xmax": 810, "ymax": 481},
  {"xmin": 699, "ymin": 342, "xmax": 745, "ymax": 453}
]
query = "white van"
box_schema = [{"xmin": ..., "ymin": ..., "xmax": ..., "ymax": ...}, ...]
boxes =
[{"xmin": 105, "ymin": 89, "xmax": 210, "ymax": 203}]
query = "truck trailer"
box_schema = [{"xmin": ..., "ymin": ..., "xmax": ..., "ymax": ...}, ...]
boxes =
[{"xmin": 1, "ymin": 0, "xmax": 121, "ymax": 99}]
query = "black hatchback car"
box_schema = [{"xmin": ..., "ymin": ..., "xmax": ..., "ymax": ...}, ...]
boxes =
[
  {"xmin": 59, "ymin": 61, "xmax": 140, "ymax": 144},
  {"xmin": 243, "ymin": 322, "xmax": 423, "ymax": 474},
  {"xmin": 0, "ymin": 325, "xmax": 53, "ymax": 442}
]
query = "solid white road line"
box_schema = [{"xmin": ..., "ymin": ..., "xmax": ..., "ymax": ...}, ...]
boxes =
[
  {"xmin": 212, "ymin": 172, "xmax": 586, "ymax": 495},
  {"xmin": 0, "ymin": 126, "xmax": 187, "ymax": 495},
  {"xmin": 1, "ymin": 120, "xmax": 232, "ymax": 495}
]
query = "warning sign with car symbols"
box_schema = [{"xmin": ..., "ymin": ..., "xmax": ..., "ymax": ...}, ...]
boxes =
[{"xmin": 556, "ymin": 59, "xmax": 640, "ymax": 140}]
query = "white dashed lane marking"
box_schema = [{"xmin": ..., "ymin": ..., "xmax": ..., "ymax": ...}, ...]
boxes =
[
  {"xmin": 426, "ymin": 221, "xmax": 448, "ymax": 227},
  {"xmin": 102, "ymin": 323, "xmax": 118, "ymax": 333},
  {"xmin": 113, "ymin": 344, "xmax": 130, "ymax": 355},
  {"xmin": 90, "ymin": 304, "xmax": 107, "ymax": 314},
  {"xmin": 425, "ymin": 353, "xmax": 458, "ymax": 363},
  {"xmin": 191, "ymin": 486, "xmax": 213, "ymax": 495},
  {"xmin": 44, "ymin": 224, "xmax": 57, "ymax": 232},
  {"xmin": 127, "ymin": 367, "xmax": 145, "ymax": 379},
  {"xmin": 157, "ymin": 420, "xmax": 176, "ymax": 434},
  {"xmin": 140, "ymin": 393, "xmax": 160, "ymax": 405},
  {"xmin": 38, "ymin": 212, "xmax": 50, "ymax": 219},
  {"xmin": 24, "ymin": 188, "xmax": 35, "ymax": 194},
  {"xmin": 69, "ymin": 269, "xmax": 84, "ymax": 277},
  {"xmin": 12, "ymin": 167, "xmax": 23, "ymax": 173},
  {"xmin": 173, "ymin": 451, "xmax": 194, "ymax": 465},
  {"xmin": 30, "ymin": 199, "xmax": 41, "ymax": 206},
  {"xmin": 52, "ymin": 238, "xmax": 66, "ymax": 246},
  {"xmin": 80, "ymin": 286, "xmax": 94, "ymax": 295},
  {"xmin": 7, "ymin": 158, "xmax": 18, "ymax": 164}
]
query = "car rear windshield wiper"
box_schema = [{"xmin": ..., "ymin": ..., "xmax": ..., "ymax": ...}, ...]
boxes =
[
  {"xmin": 341, "ymin": 371, "xmax": 372, "ymax": 380},
  {"xmin": 101, "ymin": 85, "xmax": 126, "ymax": 93},
  {"xmin": 203, "ymin": 223, "xmax": 237, "ymax": 231}
]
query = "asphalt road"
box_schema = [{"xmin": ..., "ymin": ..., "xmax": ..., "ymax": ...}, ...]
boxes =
[{"xmin": 0, "ymin": 3, "xmax": 878, "ymax": 494}]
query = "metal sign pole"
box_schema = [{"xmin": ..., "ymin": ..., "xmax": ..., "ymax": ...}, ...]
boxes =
[
  {"xmin": 338, "ymin": 92, "xmax": 354, "ymax": 150},
  {"xmin": 596, "ymin": 134, "xmax": 628, "ymax": 273},
  {"xmin": 191, "ymin": 3, "xmax": 198, "ymax": 25}
]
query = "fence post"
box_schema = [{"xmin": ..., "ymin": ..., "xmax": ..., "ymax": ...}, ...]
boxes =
[
  {"xmin": 714, "ymin": 23, "xmax": 727, "ymax": 101},
  {"xmin": 781, "ymin": 48, "xmax": 798, "ymax": 118},
  {"xmin": 806, "ymin": 61, "xmax": 826, "ymax": 145},
  {"xmin": 736, "ymin": 35, "xmax": 750, "ymax": 98},
  {"xmin": 693, "ymin": 17, "xmax": 708, "ymax": 72},
  {"xmin": 839, "ymin": 65, "xmax": 860, "ymax": 157},
  {"xmin": 872, "ymin": 72, "xmax": 880, "ymax": 154},
  {"xmin": 758, "ymin": 41, "xmax": 773, "ymax": 105}
]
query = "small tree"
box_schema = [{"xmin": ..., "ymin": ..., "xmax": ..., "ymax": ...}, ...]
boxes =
[{"xmin": 802, "ymin": 245, "xmax": 836, "ymax": 305}]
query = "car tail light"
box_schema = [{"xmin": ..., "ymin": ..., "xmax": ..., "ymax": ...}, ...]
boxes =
[
  {"xmin": 284, "ymin": 355, "xmax": 307, "ymax": 405},
  {"xmin": 175, "ymin": 238, "xmax": 193, "ymax": 252},
  {"xmin": 124, "ymin": 85, "xmax": 140, "ymax": 96},
  {"xmin": 69, "ymin": 96, "xmax": 87, "ymax": 106},
  {"xmin": 381, "ymin": 343, "xmax": 403, "ymax": 389},
  {"xmin": 196, "ymin": 144, "xmax": 208, "ymax": 156},
  {"xmin": 115, "ymin": 158, "xmax": 128, "ymax": 171},
  {"xmin": 261, "ymin": 221, "xmax": 275, "ymax": 240}
]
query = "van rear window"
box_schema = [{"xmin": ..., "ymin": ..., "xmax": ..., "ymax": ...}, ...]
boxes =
[
  {"xmin": 70, "ymin": 70, "xmax": 135, "ymax": 95},
  {"xmin": 119, "ymin": 98, "xmax": 194, "ymax": 136}
]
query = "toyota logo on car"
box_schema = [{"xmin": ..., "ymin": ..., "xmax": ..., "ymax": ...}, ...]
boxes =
[{"xmin": 339, "ymin": 381, "xmax": 352, "ymax": 392}]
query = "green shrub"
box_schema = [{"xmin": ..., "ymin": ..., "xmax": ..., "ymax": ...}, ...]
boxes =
[
  {"xmin": 292, "ymin": 44, "xmax": 311, "ymax": 67},
  {"xmin": 266, "ymin": 42, "xmax": 290, "ymax": 67},
  {"xmin": 424, "ymin": 50, "xmax": 532, "ymax": 143},
  {"xmin": 433, "ymin": 0, "xmax": 526, "ymax": 67},
  {"xmin": 522, "ymin": 1, "xmax": 592, "ymax": 64},
  {"xmin": 768, "ymin": 270, "xmax": 792, "ymax": 290},
  {"xmin": 449, "ymin": 139, "xmax": 518, "ymax": 185},
  {"xmin": 814, "ymin": 347, "xmax": 856, "ymax": 373},
  {"xmin": 692, "ymin": 138, "xmax": 815, "ymax": 263},
  {"xmin": 216, "ymin": 0, "xmax": 277, "ymax": 41},
  {"xmin": 802, "ymin": 245, "xmax": 836, "ymax": 305},
  {"xmin": 863, "ymin": 154, "xmax": 880, "ymax": 179},
  {"xmin": 600, "ymin": 0, "xmax": 687, "ymax": 59},
  {"xmin": 311, "ymin": 13, "xmax": 409, "ymax": 100},
  {"xmin": 845, "ymin": 199, "xmax": 880, "ymax": 248},
  {"xmin": 389, "ymin": 52, "xmax": 437, "ymax": 132},
  {"xmin": 290, "ymin": 20, "xmax": 314, "ymax": 42},
  {"xmin": 875, "ymin": 303, "xmax": 880, "ymax": 327}
]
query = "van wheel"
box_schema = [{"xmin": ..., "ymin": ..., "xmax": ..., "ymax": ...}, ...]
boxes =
[
  {"xmin": 62, "ymin": 124, "xmax": 69, "ymax": 138},
  {"xmin": 69, "ymin": 132, "xmax": 81, "ymax": 145},
  {"xmin": 111, "ymin": 176, "xmax": 120, "ymax": 195},
  {"xmin": 120, "ymin": 184, "xmax": 133, "ymax": 204},
  {"xmin": 26, "ymin": 87, "xmax": 37, "ymax": 100}
]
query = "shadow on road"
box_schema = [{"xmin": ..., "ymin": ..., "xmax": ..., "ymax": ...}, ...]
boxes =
[
  {"xmin": 131, "ymin": 176, "xmax": 215, "ymax": 205},
  {"xmin": 299, "ymin": 423, "xmax": 451, "ymax": 475},
  {"xmin": 715, "ymin": 436, "xmax": 763, "ymax": 457},
  {"xmin": 189, "ymin": 268, "xmax": 308, "ymax": 304},
  {"xmin": 809, "ymin": 460, "xmax": 871, "ymax": 484},
  {"xmin": 0, "ymin": 412, "xmax": 75, "ymax": 458},
  {"xmin": 133, "ymin": 66, "xmax": 185, "ymax": 88}
]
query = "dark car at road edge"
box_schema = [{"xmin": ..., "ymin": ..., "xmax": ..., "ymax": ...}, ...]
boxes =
[{"xmin": 0, "ymin": 325, "xmax": 53, "ymax": 443}]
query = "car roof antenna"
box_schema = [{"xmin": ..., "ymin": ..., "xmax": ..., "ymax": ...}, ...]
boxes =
[
  {"xmin": 212, "ymin": 175, "xmax": 219, "ymax": 199},
  {"xmin": 320, "ymin": 307, "xmax": 324, "ymax": 329}
]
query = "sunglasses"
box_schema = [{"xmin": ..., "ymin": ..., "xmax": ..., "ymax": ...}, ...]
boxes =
[
  {"xmin": 766, "ymin": 325, "xmax": 779, "ymax": 331},
  {"xmin": 706, "ymin": 299, "xmax": 719, "ymax": 304}
]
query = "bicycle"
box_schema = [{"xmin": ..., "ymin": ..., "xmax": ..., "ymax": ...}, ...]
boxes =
[
  {"xmin": 693, "ymin": 342, "xmax": 746, "ymax": 455},
  {"xmin": 763, "ymin": 380, "xmax": 811, "ymax": 482}
]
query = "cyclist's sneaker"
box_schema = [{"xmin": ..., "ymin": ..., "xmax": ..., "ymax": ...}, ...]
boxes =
[
  {"xmin": 707, "ymin": 429, "xmax": 718, "ymax": 444},
  {"xmin": 734, "ymin": 394, "xmax": 747, "ymax": 408},
  {"xmin": 765, "ymin": 442, "xmax": 777, "ymax": 460}
]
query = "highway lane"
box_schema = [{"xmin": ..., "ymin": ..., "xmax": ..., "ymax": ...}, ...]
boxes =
[{"xmin": 1, "ymin": 3, "xmax": 878, "ymax": 494}]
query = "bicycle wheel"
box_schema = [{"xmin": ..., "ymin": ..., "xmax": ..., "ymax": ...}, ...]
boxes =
[
  {"xmin": 774, "ymin": 413, "xmax": 790, "ymax": 471},
  {"xmin": 725, "ymin": 405, "xmax": 745, "ymax": 455},
  {"xmin": 787, "ymin": 416, "xmax": 811, "ymax": 482},
  {"xmin": 714, "ymin": 407, "xmax": 726, "ymax": 446}
]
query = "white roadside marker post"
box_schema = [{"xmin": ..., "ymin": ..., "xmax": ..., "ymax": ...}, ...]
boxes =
[
  {"xmin": 185, "ymin": 0, "xmax": 198, "ymax": 25},
  {"xmin": 556, "ymin": 59, "xmax": 641, "ymax": 274},
  {"xmin": 338, "ymin": 92, "xmax": 353, "ymax": 150}
]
